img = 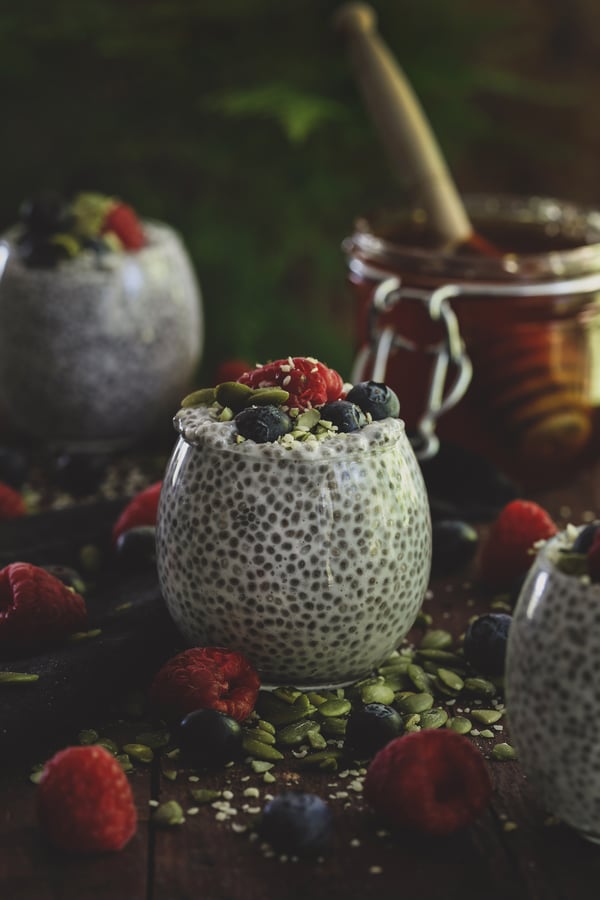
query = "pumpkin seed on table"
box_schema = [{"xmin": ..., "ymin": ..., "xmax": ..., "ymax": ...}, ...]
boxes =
[
  {"xmin": 242, "ymin": 735, "xmax": 284, "ymax": 761},
  {"xmin": 463, "ymin": 676, "xmax": 497, "ymax": 698},
  {"xmin": 470, "ymin": 709, "xmax": 503, "ymax": 725},
  {"xmin": 492, "ymin": 742, "xmax": 518, "ymax": 761},
  {"xmin": 407, "ymin": 664, "xmax": 432, "ymax": 692},
  {"xmin": 277, "ymin": 720, "xmax": 321, "ymax": 746},
  {"xmin": 397, "ymin": 692, "xmax": 434, "ymax": 714},
  {"xmin": 437, "ymin": 668, "xmax": 465, "ymax": 692},
  {"xmin": 420, "ymin": 708, "xmax": 449, "ymax": 730},
  {"xmin": 317, "ymin": 698, "xmax": 351, "ymax": 717},
  {"xmin": 447, "ymin": 716, "xmax": 472, "ymax": 735},
  {"xmin": 419, "ymin": 629, "xmax": 453, "ymax": 651},
  {"xmin": 122, "ymin": 743, "xmax": 154, "ymax": 763}
]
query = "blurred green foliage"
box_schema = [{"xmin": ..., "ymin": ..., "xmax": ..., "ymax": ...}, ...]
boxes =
[{"xmin": 0, "ymin": 0, "xmax": 579, "ymax": 380}]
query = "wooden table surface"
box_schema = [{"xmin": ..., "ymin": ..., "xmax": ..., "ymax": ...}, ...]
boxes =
[{"xmin": 2, "ymin": 455, "xmax": 600, "ymax": 900}]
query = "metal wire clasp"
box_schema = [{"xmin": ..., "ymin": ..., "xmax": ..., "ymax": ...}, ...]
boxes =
[{"xmin": 351, "ymin": 276, "xmax": 473, "ymax": 460}]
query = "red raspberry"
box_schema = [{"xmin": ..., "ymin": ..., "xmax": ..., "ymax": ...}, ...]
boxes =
[
  {"xmin": 364, "ymin": 730, "xmax": 492, "ymax": 836},
  {"xmin": 215, "ymin": 358, "xmax": 252, "ymax": 384},
  {"xmin": 112, "ymin": 481, "xmax": 162, "ymax": 545},
  {"xmin": 0, "ymin": 481, "xmax": 26, "ymax": 519},
  {"xmin": 0, "ymin": 562, "xmax": 87, "ymax": 648},
  {"xmin": 101, "ymin": 202, "xmax": 146, "ymax": 250},
  {"xmin": 238, "ymin": 357, "xmax": 344, "ymax": 410},
  {"xmin": 150, "ymin": 646, "xmax": 260, "ymax": 721},
  {"xmin": 478, "ymin": 499, "xmax": 558, "ymax": 588},
  {"xmin": 37, "ymin": 745, "xmax": 137, "ymax": 853}
]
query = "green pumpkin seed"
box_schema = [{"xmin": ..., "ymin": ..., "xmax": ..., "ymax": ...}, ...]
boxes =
[
  {"xmin": 190, "ymin": 788, "xmax": 222, "ymax": 803},
  {"xmin": 122, "ymin": 743, "xmax": 154, "ymax": 763},
  {"xmin": 437, "ymin": 668, "xmax": 465, "ymax": 692},
  {"xmin": 378, "ymin": 659, "xmax": 412, "ymax": 676},
  {"xmin": 242, "ymin": 735, "xmax": 284, "ymax": 761},
  {"xmin": 251, "ymin": 760, "xmax": 274, "ymax": 774},
  {"xmin": 420, "ymin": 708, "xmax": 449, "ymax": 729},
  {"xmin": 447, "ymin": 716, "xmax": 472, "ymax": 735},
  {"xmin": 255, "ymin": 692, "xmax": 313, "ymax": 725},
  {"xmin": 246, "ymin": 727, "xmax": 276, "ymax": 746},
  {"xmin": 397, "ymin": 692, "xmax": 434, "ymax": 714},
  {"xmin": 419, "ymin": 629, "xmax": 453, "ymax": 650},
  {"xmin": 417, "ymin": 649, "xmax": 465, "ymax": 666},
  {"xmin": 479, "ymin": 729, "xmax": 495, "ymax": 739},
  {"xmin": 407, "ymin": 664, "xmax": 432, "ymax": 692},
  {"xmin": 250, "ymin": 387, "xmax": 291, "ymax": 406},
  {"xmin": 67, "ymin": 628, "xmax": 102, "ymax": 642},
  {"xmin": 307, "ymin": 729, "xmax": 328, "ymax": 750},
  {"xmin": 470, "ymin": 709, "xmax": 503, "ymax": 725},
  {"xmin": 403, "ymin": 713, "xmax": 421, "ymax": 730},
  {"xmin": 360, "ymin": 682, "xmax": 395, "ymax": 705},
  {"xmin": 317, "ymin": 698, "xmax": 351, "ymax": 717},
  {"xmin": 306, "ymin": 691, "xmax": 328, "ymax": 707},
  {"xmin": 160, "ymin": 757, "xmax": 178, "ymax": 781},
  {"xmin": 463, "ymin": 677, "xmax": 497, "ymax": 698},
  {"xmin": 153, "ymin": 800, "xmax": 185, "ymax": 827},
  {"xmin": 277, "ymin": 720, "xmax": 320, "ymax": 746},
  {"xmin": 135, "ymin": 730, "xmax": 171, "ymax": 749},
  {"xmin": 215, "ymin": 381, "xmax": 254, "ymax": 411},
  {"xmin": 295, "ymin": 749, "xmax": 343, "ymax": 770},
  {"xmin": 181, "ymin": 387, "xmax": 216, "ymax": 408},
  {"xmin": 78, "ymin": 728, "xmax": 99, "ymax": 745},
  {"xmin": 116, "ymin": 754, "xmax": 133, "ymax": 773},
  {"xmin": 218, "ymin": 406, "xmax": 234, "ymax": 421},
  {"xmin": 273, "ymin": 686, "xmax": 302, "ymax": 704},
  {"xmin": 295, "ymin": 408, "xmax": 321, "ymax": 430},
  {"xmin": 492, "ymin": 742, "xmax": 518, "ymax": 761},
  {"xmin": 257, "ymin": 719, "xmax": 276, "ymax": 735},
  {"xmin": 320, "ymin": 716, "xmax": 347, "ymax": 738},
  {"xmin": 415, "ymin": 610, "xmax": 433, "ymax": 628}
]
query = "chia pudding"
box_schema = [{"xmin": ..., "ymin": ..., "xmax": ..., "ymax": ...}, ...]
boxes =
[
  {"xmin": 0, "ymin": 192, "xmax": 202, "ymax": 447},
  {"xmin": 156, "ymin": 376, "xmax": 431, "ymax": 688}
]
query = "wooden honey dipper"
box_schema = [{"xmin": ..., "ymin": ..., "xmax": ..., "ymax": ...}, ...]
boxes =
[{"xmin": 334, "ymin": 2, "xmax": 499, "ymax": 255}]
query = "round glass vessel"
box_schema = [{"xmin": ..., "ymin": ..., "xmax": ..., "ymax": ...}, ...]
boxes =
[
  {"xmin": 156, "ymin": 405, "xmax": 432, "ymax": 689},
  {"xmin": 0, "ymin": 221, "xmax": 203, "ymax": 449},
  {"xmin": 506, "ymin": 528, "xmax": 600, "ymax": 843},
  {"xmin": 344, "ymin": 194, "xmax": 600, "ymax": 486}
]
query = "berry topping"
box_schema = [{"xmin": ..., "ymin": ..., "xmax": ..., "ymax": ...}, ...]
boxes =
[
  {"xmin": 112, "ymin": 481, "xmax": 162, "ymax": 545},
  {"xmin": 0, "ymin": 480, "xmax": 26, "ymax": 520},
  {"xmin": 19, "ymin": 190, "xmax": 72, "ymax": 235},
  {"xmin": 234, "ymin": 405, "xmax": 292, "ymax": 443},
  {"xmin": 258, "ymin": 792, "xmax": 333, "ymax": 857},
  {"xmin": 345, "ymin": 381, "xmax": 400, "ymax": 421},
  {"xmin": 319, "ymin": 400, "xmax": 367, "ymax": 433},
  {"xmin": 16, "ymin": 189, "xmax": 146, "ymax": 267},
  {"xmin": 101, "ymin": 202, "xmax": 146, "ymax": 251},
  {"xmin": 478, "ymin": 499, "xmax": 558, "ymax": 588},
  {"xmin": 0, "ymin": 562, "xmax": 87, "ymax": 649},
  {"xmin": 150, "ymin": 646, "xmax": 260, "ymax": 722},
  {"xmin": 238, "ymin": 357, "xmax": 344, "ymax": 411},
  {"xmin": 364, "ymin": 729, "xmax": 492, "ymax": 836},
  {"xmin": 37, "ymin": 745, "xmax": 137, "ymax": 853},
  {"xmin": 345, "ymin": 702, "xmax": 404, "ymax": 758},
  {"xmin": 431, "ymin": 520, "xmax": 479, "ymax": 577},
  {"xmin": 178, "ymin": 708, "xmax": 243, "ymax": 768},
  {"xmin": 463, "ymin": 613, "xmax": 512, "ymax": 676}
]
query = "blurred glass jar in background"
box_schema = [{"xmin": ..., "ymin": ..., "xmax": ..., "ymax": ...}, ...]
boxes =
[
  {"xmin": 344, "ymin": 194, "xmax": 600, "ymax": 487},
  {"xmin": 0, "ymin": 217, "xmax": 203, "ymax": 450}
]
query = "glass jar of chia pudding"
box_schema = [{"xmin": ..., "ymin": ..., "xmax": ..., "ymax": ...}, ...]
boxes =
[
  {"xmin": 156, "ymin": 404, "xmax": 431, "ymax": 689},
  {"xmin": 344, "ymin": 194, "xmax": 600, "ymax": 487},
  {"xmin": 0, "ymin": 201, "xmax": 203, "ymax": 449}
]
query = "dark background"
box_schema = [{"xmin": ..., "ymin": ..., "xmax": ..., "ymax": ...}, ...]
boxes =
[{"xmin": 2, "ymin": 0, "xmax": 599, "ymax": 381}]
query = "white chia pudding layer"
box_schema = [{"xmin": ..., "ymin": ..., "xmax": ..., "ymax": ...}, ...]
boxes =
[
  {"xmin": 156, "ymin": 406, "xmax": 432, "ymax": 687},
  {"xmin": 0, "ymin": 221, "xmax": 202, "ymax": 446}
]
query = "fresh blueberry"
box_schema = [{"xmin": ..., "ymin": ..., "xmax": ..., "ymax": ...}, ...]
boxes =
[
  {"xmin": 234, "ymin": 405, "xmax": 292, "ymax": 443},
  {"xmin": 345, "ymin": 381, "xmax": 400, "ymax": 421},
  {"xmin": 463, "ymin": 613, "xmax": 512, "ymax": 676},
  {"xmin": 572, "ymin": 521, "xmax": 600, "ymax": 554},
  {"xmin": 19, "ymin": 190, "xmax": 72, "ymax": 235},
  {"xmin": 345, "ymin": 703, "xmax": 404, "ymax": 758},
  {"xmin": 431, "ymin": 520, "xmax": 479, "ymax": 577},
  {"xmin": 115, "ymin": 526, "xmax": 157, "ymax": 571},
  {"xmin": 178, "ymin": 708, "xmax": 243, "ymax": 768},
  {"xmin": 318, "ymin": 400, "xmax": 366, "ymax": 433},
  {"xmin": 258, "ymin": 792, "xmax": 333, "ymax": 857}
]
